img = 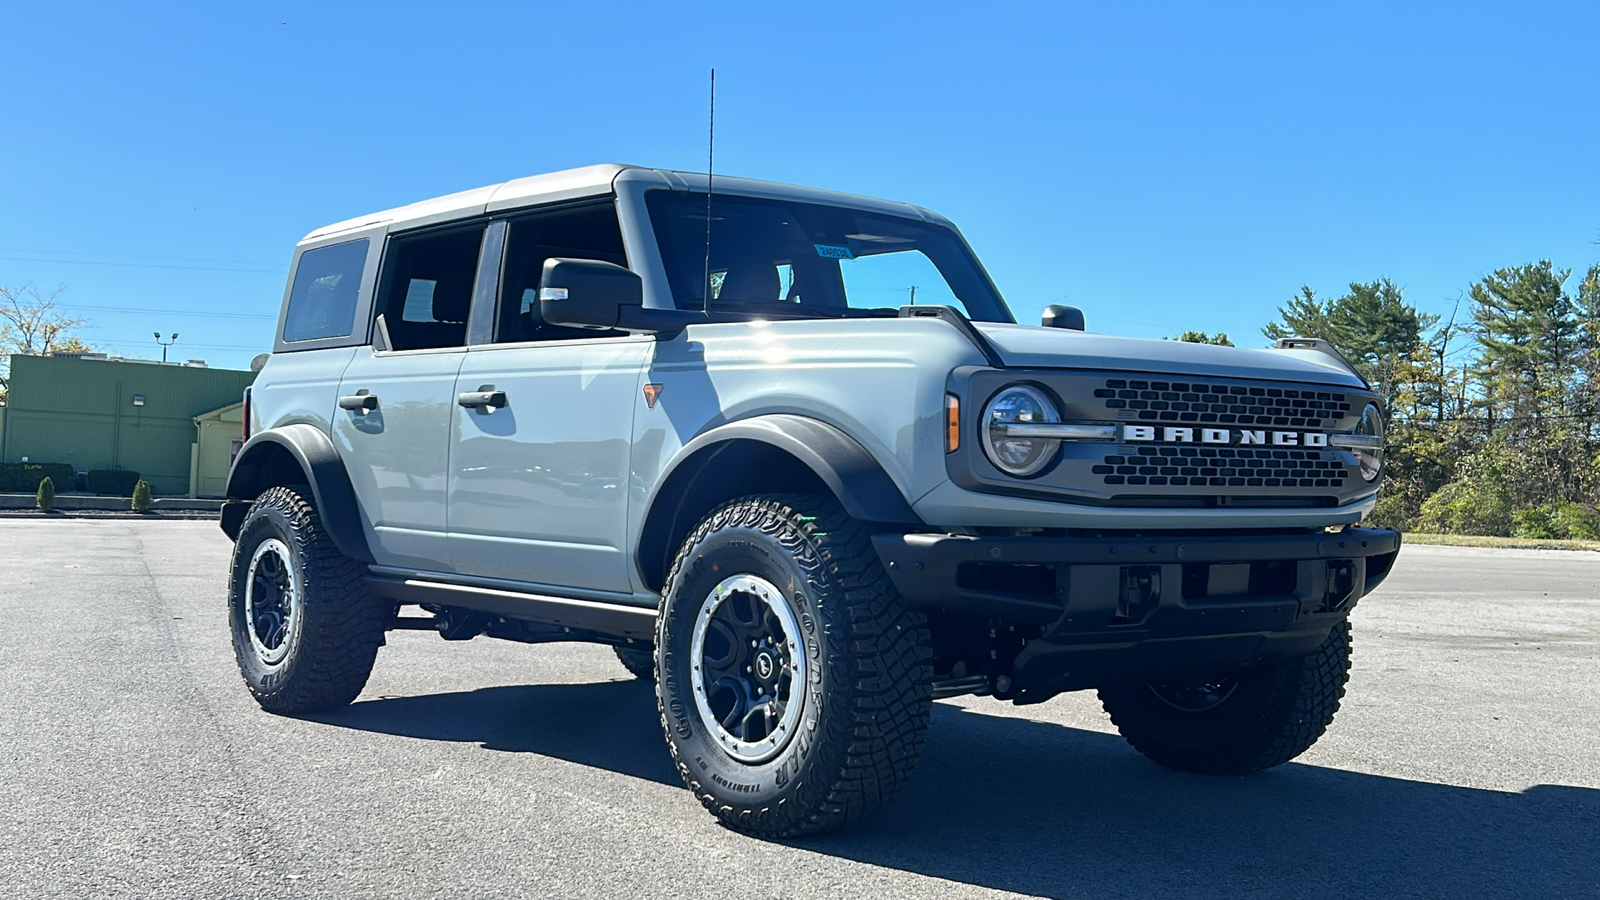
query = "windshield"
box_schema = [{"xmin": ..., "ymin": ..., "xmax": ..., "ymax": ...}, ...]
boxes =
[{"xmin": 645, "ymin": 191, "xmax": 1013, "ymax": 323}]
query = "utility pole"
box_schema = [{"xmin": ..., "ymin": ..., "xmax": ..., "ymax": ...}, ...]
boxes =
[
  {"xmin": 908, "ymin": 285, "xmax": 918, "ymax": 306},
  {"xmin": 154, "ymin": 332, "xmax": 178, "ymax": 363}
]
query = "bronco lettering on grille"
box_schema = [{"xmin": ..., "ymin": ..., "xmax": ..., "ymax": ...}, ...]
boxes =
[{"xmin": 1123, "ymin": 424, "xmax": 1330, "ymax": 448}]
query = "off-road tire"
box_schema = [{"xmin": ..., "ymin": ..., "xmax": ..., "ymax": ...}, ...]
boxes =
[
  {"xmin": 228, "ymin": 485, "xmax": 390, "ymax": 714},
  {"xmin": 1098, "ymin": 619, "xmax": 1353, "ymax": 775},
  {"xmin": 655, "ymin": 494, "xmax": 933, "ymax": 838},
  {"xmin": 614, "ymin": 646, "xmax": 655, "ymax": 680}
]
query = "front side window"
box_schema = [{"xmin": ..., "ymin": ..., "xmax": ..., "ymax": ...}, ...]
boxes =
[
  {"xmin": 646, "ymin": 192, "xmax": 1012, "ymax": 322},
  {"xmin": 495, "ymin": 203, "xmax": 627, "ymax": 343},
  {"xmin": 282, "ymin": 239, "xmax": 368, "ymax": 342},
  {"xmin": 374, "ymin": 225, "xmax": 486, "ymax": 350}
]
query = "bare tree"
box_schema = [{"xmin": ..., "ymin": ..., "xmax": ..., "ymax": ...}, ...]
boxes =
[
  {"xmin": 0, "ymin": 283, "xmax": 93, "ymax": 402},
  {"xmin": 0, "ymin": 283, "xmax": 92, "ymax": 360}
]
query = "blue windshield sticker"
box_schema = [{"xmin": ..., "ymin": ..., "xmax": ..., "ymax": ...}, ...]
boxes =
[{"xmin": 814, "ymin": 243, "xmax": 854, "ymax": 260}]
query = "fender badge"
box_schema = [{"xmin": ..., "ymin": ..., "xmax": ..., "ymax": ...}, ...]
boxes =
[{"xmin": 642, "ymin": 383, "xmax": 664, "ymax": 409}]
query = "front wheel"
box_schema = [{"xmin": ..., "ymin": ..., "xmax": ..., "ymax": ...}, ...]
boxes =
[
  {"xmin": 1098, "ymin": 620, "xmax": 1353, "ymax": 775},
  {"xmin": 655, "ymin": 494, "xmax": 933, "ymax": 838}
]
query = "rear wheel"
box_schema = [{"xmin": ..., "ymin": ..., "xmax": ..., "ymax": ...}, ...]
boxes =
[
  {"xmin": 1098, "ymin": 620, "xmax": 1353, "ymax": 775},
  {"xmin": 655, "ymin": 494, "xmax": 933, "ymax": 838},
  {"xmin": 228, "ymin": 485, "xmax": 390, "ymax": 714},
  {"xmin": 614, "ymin": 645, "xmax": 654, "ymax": 680}
]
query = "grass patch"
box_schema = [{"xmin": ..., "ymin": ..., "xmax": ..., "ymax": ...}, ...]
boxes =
[{"xmin": 1402, "ymin": 533, "xmax": 1600, "ymax": 552}]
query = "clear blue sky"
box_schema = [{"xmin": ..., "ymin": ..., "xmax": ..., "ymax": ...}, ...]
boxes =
[{"xmin": 4, "ymin": 1, "xmax": 1598, "ymax": 371}]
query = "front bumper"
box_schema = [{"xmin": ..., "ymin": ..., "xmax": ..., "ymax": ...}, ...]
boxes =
[{"xmin": 872, "ymin": 527, "xmax": 1401, "ymax": 700}]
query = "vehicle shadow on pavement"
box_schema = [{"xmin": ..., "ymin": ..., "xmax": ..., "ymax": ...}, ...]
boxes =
[
  {"xmin": 808, "ymin": 704, "xmax": 1600, "ymax": 899},
  {"xmin": 316, "ymin": 680, "xmax": 682, "ymax": 787},
  {"xmin": 318, "ymin": 687, "xmax": 1598, "ymax": 898}
]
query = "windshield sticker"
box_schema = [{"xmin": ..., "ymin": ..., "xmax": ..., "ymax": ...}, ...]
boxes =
[{"xmin": 813, "ymin": 243, "xmax": 854, "ymax": 260}]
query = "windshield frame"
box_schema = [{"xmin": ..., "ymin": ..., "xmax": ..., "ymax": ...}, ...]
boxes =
[{"xmin": 641, "ymin": 188, "xmax": 1016, "ymax": 324}]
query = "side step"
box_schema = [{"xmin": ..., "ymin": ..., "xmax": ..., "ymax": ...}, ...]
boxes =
[{"xmin": 366, "ymin": 575, "xmax": 657, "ymax": 641}]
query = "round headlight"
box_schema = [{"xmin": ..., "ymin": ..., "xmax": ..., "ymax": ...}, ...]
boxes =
[
  {"xmin": 982, "ymin": 385, "xmax": 1061, "ymax": 477},
  {"xmin": 1354, "ymin": 403, "xmax": 1384, "ymax": 482}
]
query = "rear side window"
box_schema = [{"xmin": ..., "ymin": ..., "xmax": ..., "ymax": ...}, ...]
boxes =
[
  {"xmin": 282, "ymin": 239, "xmax": 369, "ymax": 342},
  {"xmin": 374, "ymin": 225, "xmax": 486, "ymax": 351}
]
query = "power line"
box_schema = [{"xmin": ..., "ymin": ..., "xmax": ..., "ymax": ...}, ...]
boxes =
[
  {"xmin": 93, "ymin": 339, "xmax": 267, "ymax": 352},
  {"xmin": 0, "ymin": 248, "xmax": 281, "ymax": 266},
  {"xmin": 62, "ymin": 303, "xmax": 276, "ymax": 320},
  {"xmin": 0, "ymin": 256, "xmax": 284, "ymax": 274}
]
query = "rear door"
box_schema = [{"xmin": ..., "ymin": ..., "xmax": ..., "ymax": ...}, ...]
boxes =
[
  {"xmin": 444, "ymin": 202, "xmax": 650, "ymax": 596},
  {"xmin": 332, "ymin": 222, "xmax": 487, "ymax": 568}
]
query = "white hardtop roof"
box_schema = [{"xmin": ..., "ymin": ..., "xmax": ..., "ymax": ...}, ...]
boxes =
[{"xmin": 300, "ymin": 164, "xmax": 948, "ymax": 243}]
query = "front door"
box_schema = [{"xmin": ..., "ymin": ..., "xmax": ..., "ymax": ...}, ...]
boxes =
[
  {"xmin": 443, "ymin": 201, "xmax": 649, "ymax": 596},
  {"xmin": 446, "ymin": 338, "xmax": 650, "ymax": 594}
]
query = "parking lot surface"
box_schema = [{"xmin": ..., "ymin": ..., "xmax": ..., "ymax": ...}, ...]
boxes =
[{"xmin": 1, "ymin": 520, "xmax": 1596, "ymax": 899}]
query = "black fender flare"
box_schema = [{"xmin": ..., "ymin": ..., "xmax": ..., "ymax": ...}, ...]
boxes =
[
  {"xmin": 223, "ymin": 424, "xmax": 373, "ymax": 564},
  {"xmin": 635, "ymin": 414, "xmax": 922, "ymax": 590},
  {"xmin": 665, "ymin": 414, "xmax": 920, "ymax": 525}
]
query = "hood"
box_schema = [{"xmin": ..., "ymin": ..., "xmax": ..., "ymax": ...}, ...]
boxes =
[{"xmin": 972, "ymin": 322, "xmax": 1367, "ymax": 388}]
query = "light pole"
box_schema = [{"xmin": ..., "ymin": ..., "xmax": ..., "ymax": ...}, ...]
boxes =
[{"xmin": 154, "ymin": 332, "xmax": 178, "ymax": 363}]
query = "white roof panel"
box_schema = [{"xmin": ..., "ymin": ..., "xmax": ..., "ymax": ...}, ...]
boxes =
[{"xmin": 298, "ymin": 164, "xmax": 947, "ymax": 246}]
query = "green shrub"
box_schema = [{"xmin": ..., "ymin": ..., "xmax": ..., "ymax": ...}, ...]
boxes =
[
  {"xmin": 0, "ymin": 462, "xmax": 74, "ymax": 493},
  {"xmin": 1512, "ymin": 502, "xmax": 1600, "ymax": 540},
  {"xmin": 131, "ymin": 480, "xmax": 152, "ymax": 513},
  {"xmin": 1554, "ymin": 503, "xmax": 1600, "ymax": 540},
  {"xmin": 1416, "ymin": 479, "xmax": 1515, "ymax": 536},
  {"xmin": 36, "ymin": 477, "xmax": 55, "ymax": 512},
  {"xmin": 86, "ymin": 469, "xmax": 141, "ymax": 496}
]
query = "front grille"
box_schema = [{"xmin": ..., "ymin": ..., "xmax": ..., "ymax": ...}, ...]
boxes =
[
  {"xmin": 1092, "ymin": 445, "xmax": 1348, "ymax": 489},
  {"xmin": 1093, "ymin": 378, "xmax": 1351, "ymax": 429}
]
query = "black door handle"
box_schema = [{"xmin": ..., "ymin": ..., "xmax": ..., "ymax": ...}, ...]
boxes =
[
  {"xmin": 339, "ymin": 393, "xmax": 378, "ymax": 412},
  {"xmin": 458, "ymin": 388, "xmax": 508, "ymax": 411}
]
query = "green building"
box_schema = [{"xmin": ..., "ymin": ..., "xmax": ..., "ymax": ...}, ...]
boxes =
[{"xmin": 0, "ymin": 354, "xmax": 256, "ymax": 497}]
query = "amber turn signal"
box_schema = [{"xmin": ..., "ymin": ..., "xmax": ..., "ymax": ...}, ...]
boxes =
[{"xmin": 945, "ymin": 394, "xmax": 960, "ymax": 453}]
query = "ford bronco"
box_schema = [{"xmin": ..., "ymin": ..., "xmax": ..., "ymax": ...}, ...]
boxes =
[{"xmin": 223, "ymin": 164, "xmax": 1400, "ymax": 837}]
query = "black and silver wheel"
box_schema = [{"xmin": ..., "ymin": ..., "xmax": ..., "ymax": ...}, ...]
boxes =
[
  {"xmin": 656, "ymin": 494, "xmax": 933, "ymax": 838},
  {"xmin": 688, "ymin": 572, "xmax": 806, "ymax": 763},
  {"xmin": 228, "ymin": 485, "xmax": 390, "ymax": 714},
  {"xmin": 243, "ymin": 538, "xmax": 302, "ymax": 666},
  {"xmin": 1098, "ymin": 620, "xmax": 1353, "ymax": 775}
]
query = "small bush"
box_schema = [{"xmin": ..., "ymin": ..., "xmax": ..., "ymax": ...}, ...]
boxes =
[
  {"xmin": 0, "ymin": 462, "xmax": 74, "ymax": 493},
  {"xmin": 1416, "ymin": 478, "xmax": 1514, "ymax": 537},
  {"xmin": 131, "ymin": 480, "xmax": 152, "ymax": 513},
  {"xmin": 86, "ymin": 469, "xmax": 142, "ymax": 496},
  {"xmin": 1512, "ymin": 502, "xmax": 1600, "ymax": 540},
  {"xmin": 36, "ymin": 477, "xmax": 55, "ymax": 512}
]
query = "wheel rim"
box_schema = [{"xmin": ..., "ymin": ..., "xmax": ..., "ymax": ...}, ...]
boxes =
[
  {"xmin": 244, "ymin": 538, "xmax": 300, "ymax": 666},
  {"xmin": 689, "ymin": 573, "xmax": 807, "ymax": 764},
  {"xmin": 1148, "ymin": 679, "xmax": 1240, "ymax": 712}
]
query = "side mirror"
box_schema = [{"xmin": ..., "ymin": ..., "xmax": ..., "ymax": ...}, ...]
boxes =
[
  {"xmin": 539, "ymin": 258, "xmax": 644, "ymax": 329},
  {"xmin": 1042, "ymin": 305, "xmax": 1085, "ymax": 331}
]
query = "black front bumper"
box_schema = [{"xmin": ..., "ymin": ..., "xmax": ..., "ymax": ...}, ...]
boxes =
[{"xmin": 872, "ymin": 527, "xmax": 1401, "ymax": 699}]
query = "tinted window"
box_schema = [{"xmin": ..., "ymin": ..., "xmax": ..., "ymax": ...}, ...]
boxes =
[
  {"xmin": 645, "ymin": 192, "xmax": 1012, "ymax": 323},
  {"xmin": 374, "ymin": 225, "xmax": 485, "ymax": 351},
  {"xmin": 282, "ymin": 239, "xmax": 368, "ymax": 342},
  {"xmin": 496, "ymin": 203, "xmax": 627, "ymax": 343}
]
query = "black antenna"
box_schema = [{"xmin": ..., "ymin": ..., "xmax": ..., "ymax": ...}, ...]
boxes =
[{"xmin": 703, "ymin": 68, "xmax": 716, "ymax": 311}]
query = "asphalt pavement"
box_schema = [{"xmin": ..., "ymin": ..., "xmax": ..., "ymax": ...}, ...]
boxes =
[{"xmin": 1, "ymin": 521, "xmax": 1595, "ymax": 899}]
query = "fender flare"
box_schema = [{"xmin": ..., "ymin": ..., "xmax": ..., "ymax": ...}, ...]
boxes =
[
  {"xmin": 662, "ymin": 414, "xmax": 921, "ymax": 525},
  {"xmin": 223, "ymin": 424, "xmax": 374, "ymax": 564},
  {"xmin": 634, "ymin": 414, "xmax": 922, "ymax": 590}
]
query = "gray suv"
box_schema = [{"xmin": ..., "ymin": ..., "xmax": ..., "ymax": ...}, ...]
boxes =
[{"xmin": 223, "ymin": 164, "xmax": 1400, "ymax": 837}]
